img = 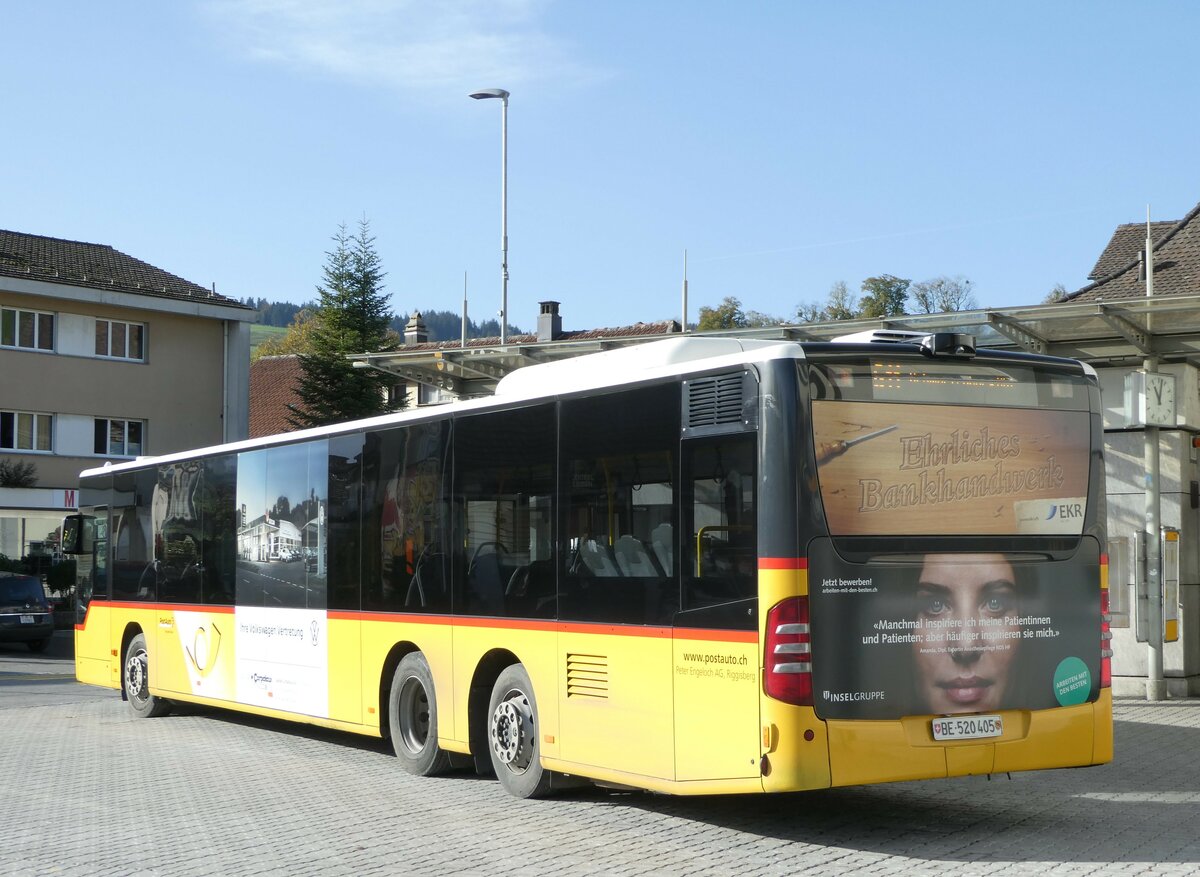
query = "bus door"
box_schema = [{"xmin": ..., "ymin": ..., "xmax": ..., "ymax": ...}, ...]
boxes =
[
  {"xmin": 673, "ymin": 434, "xmax": 761, "ymax": 781},
  {"xmin": 557, "ymin": 389, "xmax": 677, "ymax": 781},
  {"xmin": 71, "ymin": 510, "xmax": 114, "ymax": 687}
]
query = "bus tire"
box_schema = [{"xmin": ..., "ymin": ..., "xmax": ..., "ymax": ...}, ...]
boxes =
[
  {"xmin": 487, "ymin": 663, "xmax": 552, "ymax": 798},
  {"xmin": 123, "ymin": 633, "xmax": 172, "ymax": 718},
  {"xmin": 389, "ymin": 652, "xmax": 450, "ymax": 776}
]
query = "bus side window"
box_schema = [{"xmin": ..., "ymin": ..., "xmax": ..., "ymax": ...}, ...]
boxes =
[
  {"xmin": 452, "ymin": 405, "xmax": 555, "ymax": 619},
  {"xmin": 560, "ymin": 385, "xmax": 679, "ymax": 625},
  {"xmin": 111, "ymin": 468, "xmax": 154, "ymax": 603},
  {"xmin": 683, "ymin": 436, "xmax": 757, "ymax": 611},
  {"xmin": 361, "ymin": 423, "xmax": 450, "ymax": 614}
]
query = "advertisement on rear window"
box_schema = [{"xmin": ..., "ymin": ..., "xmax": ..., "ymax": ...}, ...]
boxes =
[
  {"xmin": 808, "ymin": 539, "xmax": 1101, "ymax": 720},
  {"xmin": 812, "ymin": 401, "xmax": 1090, "ymax": 536}
]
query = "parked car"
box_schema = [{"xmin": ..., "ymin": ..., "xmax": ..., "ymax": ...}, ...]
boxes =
[{"xmin": 0, "ymin": 572, "xmax": 55, "ymax": 652}]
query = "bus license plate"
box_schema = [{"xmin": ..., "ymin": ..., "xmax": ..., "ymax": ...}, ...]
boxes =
[{"xmin": 931, "ymin": 715, "xmax": 1003, "ymax": 741}]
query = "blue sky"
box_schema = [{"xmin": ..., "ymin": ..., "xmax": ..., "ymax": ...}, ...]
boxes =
[{"xmin": 4, "ymin": 1, "xmax": 1198, "ymax": 333}]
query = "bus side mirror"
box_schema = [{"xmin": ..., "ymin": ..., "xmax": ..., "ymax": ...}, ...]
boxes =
[{"xmin": 61, "ymin": 514, "xmax": 92, "ymax": 555}]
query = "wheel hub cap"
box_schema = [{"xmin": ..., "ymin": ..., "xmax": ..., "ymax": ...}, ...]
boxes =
[{"xmin": 490, "ymin": 695, "xmax": 533, "ymax": 769}]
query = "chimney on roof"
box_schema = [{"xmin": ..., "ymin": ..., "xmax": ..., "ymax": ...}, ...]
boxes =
[
  {"xmin": 537, "ymin": 300, "xmax": 562, "ymax": 342},
  {"xmin": 405, "ymin": 312, "xmax": 428, "ymax": 346}
]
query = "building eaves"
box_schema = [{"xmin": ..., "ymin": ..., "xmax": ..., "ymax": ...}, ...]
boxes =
[{"xmin": 0, "ymin": 229, "xmax": 252, "ymax": 311}]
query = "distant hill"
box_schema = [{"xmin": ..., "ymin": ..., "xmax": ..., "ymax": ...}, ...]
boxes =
[
  {"xmin": 402, "ymin": 309, "xmax": 524, "ymax": 342},
  {"xmin": 250, "ymin": 324, "xmax": 288, "ymax": 356},
  {"xmin": 241, "ymin": 297, "xmax": 310, "ymax": 328}
]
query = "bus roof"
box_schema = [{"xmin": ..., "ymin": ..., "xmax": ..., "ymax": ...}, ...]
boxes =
[
  {"xmin": 79, "ymin": 337, "xmax": 802, "ymax": 479},
  {"xmin": 78, "ymin": 334, "xmax": 1089, "ymax": 480}
]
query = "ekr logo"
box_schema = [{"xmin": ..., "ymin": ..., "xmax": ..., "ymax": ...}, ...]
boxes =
[{"xmin": 1047, "ymin": 502, "xmax": 1084, "ymax": 520}]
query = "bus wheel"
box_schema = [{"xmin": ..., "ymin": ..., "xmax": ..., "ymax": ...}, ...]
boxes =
[
  {"xmin": 488, "ymin": 663, "xmax": 552, "ymax": 798},
  {"xmin": 123, "ymin": 633, "xmax": 171, "ymax": 718},
  {"xmin": 389, "ymin": 652, "xmax": 450, "ymax": 776}
]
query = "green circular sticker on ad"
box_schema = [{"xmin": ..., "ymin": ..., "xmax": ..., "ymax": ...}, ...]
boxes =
[{"xmin": 1053, "ymin": 657, "xmax": 1091, "ymax": 706}]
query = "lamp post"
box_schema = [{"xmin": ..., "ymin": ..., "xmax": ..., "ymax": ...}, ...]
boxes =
[{"xmin": 469, "ymin": 87, "xmax": 510, "ymax": 345}]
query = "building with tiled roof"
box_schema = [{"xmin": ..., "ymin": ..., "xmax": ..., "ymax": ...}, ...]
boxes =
[
  {"xmin": 249, "ymin": 355, "xmax": 304, "ymax": 438},
  {"xmin": 0, "ymin": 229, "xmax": 254, "ymax": 561},
  {"xmin": 1065, "ymin": 203, "xmax": 1200, "ymax": 302},
  {"xmin": 0, "ymin": 230, "xmax": 249, "ymax": 308}
]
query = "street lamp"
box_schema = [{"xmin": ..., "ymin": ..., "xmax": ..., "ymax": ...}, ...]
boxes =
[{"xmin": 469, "ymin": 87, "xmax": 510, "ymax": 345}]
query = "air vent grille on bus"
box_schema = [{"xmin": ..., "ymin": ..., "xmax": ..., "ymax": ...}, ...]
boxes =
[
  {"xmin": 566, "ymin": 653, "xmax": 609, "ymax": 699},
  {"xmin": 686, "ymin": 373, "xmax": 745, "ymax": 429}
]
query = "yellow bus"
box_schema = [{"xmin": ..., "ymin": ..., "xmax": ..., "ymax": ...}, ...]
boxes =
[{"xmin": 66, "ymin": 333, "xmax": 1111, "ymax": 797}]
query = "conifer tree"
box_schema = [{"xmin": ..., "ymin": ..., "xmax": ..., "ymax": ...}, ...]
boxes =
[{"xmin": 288, "ymin": 220, "xmax": 398, "ymax": 428}]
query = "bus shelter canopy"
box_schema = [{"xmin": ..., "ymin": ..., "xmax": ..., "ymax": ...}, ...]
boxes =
[{"xmin": 347, "ymin": 294, "xmax": 1200, "ymax": 398}]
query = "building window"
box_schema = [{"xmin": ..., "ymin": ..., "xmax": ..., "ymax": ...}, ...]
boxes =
[
  {"xmin": 1, "ymin": 308, "xmax": 55, "ymax": 352},
  {"xmin": 0, "ymin": 410, "xmax": 53, "ymax": 452},
  {"xmin": 95, "ymin": 319, "xmax": 145, "ymax": 360},
  {"xmin": 94, "ymin": 418, "xmax": 144, "ymax": 456}
]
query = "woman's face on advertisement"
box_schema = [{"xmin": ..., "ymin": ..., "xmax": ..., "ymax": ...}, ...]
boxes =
[{"xmin": 913, "ymin": 553, "xmax": 1018, "ymax": 714}]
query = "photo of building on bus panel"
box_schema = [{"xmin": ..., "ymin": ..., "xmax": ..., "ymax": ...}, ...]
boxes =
[{"xmin": 235, "ymin": 443, "xmax": 328, "ymax": 608}]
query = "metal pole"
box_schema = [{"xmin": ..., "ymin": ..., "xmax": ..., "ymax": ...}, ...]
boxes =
[
  {"xmin": 681, "ymin": 249, "xmax": 688, "ymax": 333},
  {"xmin": 469, "ymin": 88, "xmax": 510, "ymax": 345},
  {"xmin": 1144, "ymin": 206, "xmax": 1166, "ymax": 700},
  {"xmin": 1145, "ymin": 366, "xmax": 1166, "ymax": 700},
  {"xmin": 500, "ymin": 94, "xmax": 508, "ymax": 346}
]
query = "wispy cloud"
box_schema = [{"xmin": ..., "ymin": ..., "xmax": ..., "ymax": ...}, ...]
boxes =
[{"xmin": 199, "ymin": 0, "xmax": 603, "ymax": 95}]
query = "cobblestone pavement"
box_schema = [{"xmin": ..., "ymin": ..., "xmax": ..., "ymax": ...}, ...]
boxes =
[{"xmin": 2, "ymin": 641, "xmax": 1198, "ymax": 876}]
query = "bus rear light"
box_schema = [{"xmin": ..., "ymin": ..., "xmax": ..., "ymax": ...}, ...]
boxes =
[
  {"xmin": 1100, "ymin": 589, "xmax": 1112, "ymax": 689},
  {"xmin": 765, "ymin": 597, "xmax": 813, "ymax": 706}
]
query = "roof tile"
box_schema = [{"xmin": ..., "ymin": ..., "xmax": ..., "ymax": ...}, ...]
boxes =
[
  {"xmin": 1065, "ymin": 202, "xmax": 1200, "ymax": 303},
  {"xmin": 0, "ymin": 229, "xmax": 251, "ymax": 310}
]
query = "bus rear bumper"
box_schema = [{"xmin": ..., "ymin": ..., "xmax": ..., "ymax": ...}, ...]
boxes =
[{"xmin": 822, "ymin": 688, "xmax": 1113, "ymax": 787}]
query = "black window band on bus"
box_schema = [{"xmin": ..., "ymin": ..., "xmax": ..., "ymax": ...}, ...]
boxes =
[
  {"xmin": 803, "ymin": 356, "xmax": 1092, "ymax": 411},
  {"xmin": 825, "ymin": 536, "xmax": 1085, "ymax": 564}
]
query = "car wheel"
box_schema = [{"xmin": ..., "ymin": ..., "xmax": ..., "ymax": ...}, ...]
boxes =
[
  {"xmin": 26, "ymin": 638, "xmax": 49, "ymax": 653},
  {"xmin": 123, "ymin": 633, "xmax": 172, "ymax": 718}
]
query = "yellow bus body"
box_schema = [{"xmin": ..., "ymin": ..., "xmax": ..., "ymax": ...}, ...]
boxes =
[{"xmin": 78, "ymin": 557, "xmax": 1111, "ymax": 796}]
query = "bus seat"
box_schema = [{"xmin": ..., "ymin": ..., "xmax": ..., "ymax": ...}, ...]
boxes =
[
  {"xmin": 650, "ymin": 523, "xmax": 673, "ymax": 575},
  {"xmin": 579, "ymin": 539, "xmax": 621, "ymax": 577},
  {"xmin": 614, "ymin": 535, "xmax": 664, "ymax": 577},
  {"xmin": 467, "ymin": 550, "xmax": 506, "ymax": 614}
]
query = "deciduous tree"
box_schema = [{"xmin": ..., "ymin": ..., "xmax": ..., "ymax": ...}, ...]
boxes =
[
  {"xmin": 697, "ymin": 296, "xmax": 751, "ymax": 331},
  {"xmin": 911, "ymin": 275, "xmax": 977, "ymax": 314},
  {"xmin": 858, "ymin": 275, "xmax": 910, "ymax": 319}
]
